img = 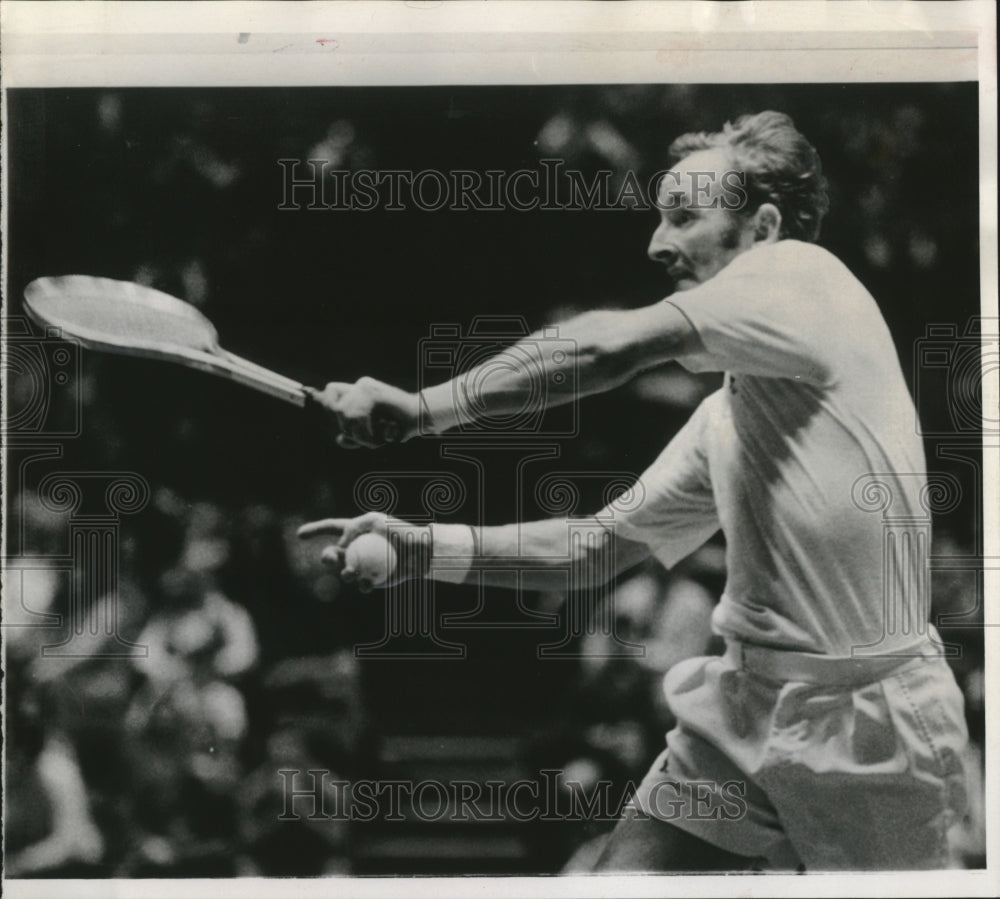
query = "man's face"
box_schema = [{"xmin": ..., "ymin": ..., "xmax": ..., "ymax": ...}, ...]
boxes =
[{"xmin": 647, "ymin": 148, "xmax": 756, "ymax": 291}]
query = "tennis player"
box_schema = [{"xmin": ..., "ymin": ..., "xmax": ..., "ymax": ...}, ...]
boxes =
[{"xmin": 300, "ymin": 111, "xmax": 969, "ymax": 871}]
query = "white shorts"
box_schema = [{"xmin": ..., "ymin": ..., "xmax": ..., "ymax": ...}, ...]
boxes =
[{"xmin": 630, "ymin": 641, "xmax": 969, "ymax": 870}]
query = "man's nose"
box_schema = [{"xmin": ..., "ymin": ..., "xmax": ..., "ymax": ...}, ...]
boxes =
[{"xmin": 647, "ymin": 224, "xmax": 677, "ymax": 265}]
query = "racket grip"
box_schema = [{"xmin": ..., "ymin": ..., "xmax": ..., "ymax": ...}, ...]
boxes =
[
  {"xmin": 300, "ymin": 384, "xmax": 402, "ymax": 444},
  {"xmin": 302, "ymin": 391, "xmax": 401, "ymax": 445},
  {"xmin": 376, "ymin": 419, "xmax": 401, "ymax": 444}
]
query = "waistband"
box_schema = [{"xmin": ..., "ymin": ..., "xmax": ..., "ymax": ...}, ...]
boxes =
[{"xmin": 723, "ymin": 638, "xmax": 943, "ymax": 687}]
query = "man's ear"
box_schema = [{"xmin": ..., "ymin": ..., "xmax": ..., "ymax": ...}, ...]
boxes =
[{"xmin": 752, "ymin": 203, "xmax": 782, "ymax": 243}]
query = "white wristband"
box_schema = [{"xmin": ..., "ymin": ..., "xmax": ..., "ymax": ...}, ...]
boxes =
[
  {"xmin": 428, "ymin": 523, "xmax": 476, "ymax": 583},
  {"xmin": 420, "ymin": 382, "xmax": 465, "ymax": 434}
]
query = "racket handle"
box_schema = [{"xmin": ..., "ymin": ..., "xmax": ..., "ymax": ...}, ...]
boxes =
[
  {"xmin": 218, "ymin": 350, "xmax": 307, "ymax": 407},
  {"xmin": 378, "ymin": 419, "xmax": 401, "ymax": 443},
  {"xmin": 300, "ymin": 389, "xmax": 402, "ymax": 445}
]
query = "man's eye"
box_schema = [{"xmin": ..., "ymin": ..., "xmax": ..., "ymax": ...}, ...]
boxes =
[{"xmin": 669, "ymin": 210, "xmax": 694, "ymax": 226}]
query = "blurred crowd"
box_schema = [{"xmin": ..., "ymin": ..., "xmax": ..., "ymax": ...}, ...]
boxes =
[{"xmin": 5, "ymin": 488, "xmax": 370, "ymax": 876}]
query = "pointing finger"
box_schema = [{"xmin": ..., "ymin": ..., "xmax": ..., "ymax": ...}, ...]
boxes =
[
  {"xmin": 297, "ymin": 519, "xmax": 351, "ymax": 539},
  {"xmin": 377, "ymin": 419, "xmax": 400, "ymax": 444}
]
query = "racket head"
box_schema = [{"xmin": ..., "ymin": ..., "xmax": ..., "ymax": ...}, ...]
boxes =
[
  {"xmin": 23, "ymin": 275, "xmax": 221, "ymax": 358},
  {"xmin": 23, "ymin": 275, "xmax": 307, "ymax": 407}
]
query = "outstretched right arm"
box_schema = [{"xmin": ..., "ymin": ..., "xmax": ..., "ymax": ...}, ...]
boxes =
[{"xmin": 308, "ymin": 302, "xmax": 697, "ymax": 448}]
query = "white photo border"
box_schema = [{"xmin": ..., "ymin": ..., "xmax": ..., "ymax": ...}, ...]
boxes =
[{"xmin": 1, "ymin": 2, "xmax": 997, "ymax": 898}]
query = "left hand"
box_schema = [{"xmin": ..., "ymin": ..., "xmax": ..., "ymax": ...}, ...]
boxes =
[{"xmin": 297, "ymin": 512, "xmax": 431, "ymax": 591}]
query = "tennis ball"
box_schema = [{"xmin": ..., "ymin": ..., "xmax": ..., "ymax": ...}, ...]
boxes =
[{"xmin": 345, "ymin": 532, "xmax": 397, "ymax": 587}]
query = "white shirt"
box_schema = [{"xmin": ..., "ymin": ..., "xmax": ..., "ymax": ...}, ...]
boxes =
[{"xmin": 609, "ymin": 239, "xmax": 928, "ymax": 655}]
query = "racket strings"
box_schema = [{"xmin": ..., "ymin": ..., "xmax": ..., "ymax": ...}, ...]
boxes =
[{"xmin": 28, "ymin": 278, "xmax": 218, "ymax": 353}]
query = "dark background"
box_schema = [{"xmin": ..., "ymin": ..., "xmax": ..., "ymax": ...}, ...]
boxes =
[{"xmin": 3, "ymin": 84, "xmax": 985, "ymax": 875}]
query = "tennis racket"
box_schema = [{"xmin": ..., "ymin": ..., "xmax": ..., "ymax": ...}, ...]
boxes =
[{"xmin": 22, "ymin": 275, "xmax": 398, "ymax": 440}]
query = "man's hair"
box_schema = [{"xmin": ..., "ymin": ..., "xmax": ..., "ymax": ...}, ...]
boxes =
[{"xmin": 669, "ymin": 111, "xmax": 830, "ymax": 242}]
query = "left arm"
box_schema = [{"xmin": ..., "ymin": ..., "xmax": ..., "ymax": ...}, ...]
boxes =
[{"xmin": 297, "ymin": 512, "xmax": 650, "ymax": 593}]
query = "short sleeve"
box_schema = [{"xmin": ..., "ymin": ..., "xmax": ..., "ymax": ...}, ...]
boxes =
[
  {"xmin": 601, "ymin": 396, "xmax": 720, "ymax": 569},
  {"xmin": 666, "ymin": 240, "xmax": 846, "ymax": 384}
]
